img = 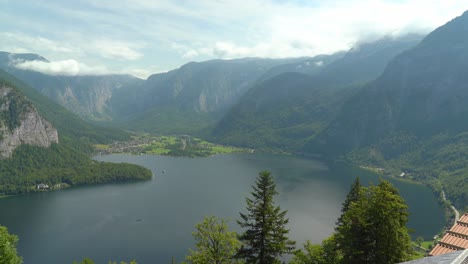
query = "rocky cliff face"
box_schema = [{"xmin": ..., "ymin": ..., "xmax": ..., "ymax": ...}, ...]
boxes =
[
  {"xmin": 0, "ymin": 84, "xmax": 58, "ymax": 158},
  {"xmin": 0, "ymin": 52, "xmax": 143, "ymax": 121},
  {"xmin": 111, "ymin": 58, "xmax": 307, "ymax": 117}
]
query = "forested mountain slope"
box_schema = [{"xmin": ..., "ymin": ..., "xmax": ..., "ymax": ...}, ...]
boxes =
[
  {"xmin": 0, "ymin": 70, "xmax": 151, "ymax": 195},
  {"xmin": 312, "ymin": 11, "xmax": 468, "ymax": 210},
  {"xmin": 110, "ymin": 57, "xmax": 308, "ymax": 134},
  {"xmin": 211, "ymin": 35, "xmax": 422, "ymax": 151}
]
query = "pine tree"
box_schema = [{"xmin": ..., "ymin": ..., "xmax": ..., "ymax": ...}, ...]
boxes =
[
  {"xmin": 335, "ymin": 179, "xmax": 414, "ymax": 264},
  {"xmin": 335, "ymin": 177, "xmax": 362, "ymax": 229},
  {"xmin": 335, "ymin": 177, "xmax": 368, "ymax": 264},
  {"xmin": 236, "ymin": 171, "xmax": 295, "ymax": 264},
  {"xmin": 366, "ymin": 180, "xmax": 413, "ymax": 263}
]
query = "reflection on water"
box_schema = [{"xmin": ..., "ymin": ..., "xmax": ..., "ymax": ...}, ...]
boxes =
[{"xmin": 0, "ymin": 154, "xmax": 444, "ymax": 263}]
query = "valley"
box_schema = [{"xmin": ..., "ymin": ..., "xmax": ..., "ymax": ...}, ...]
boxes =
[
  {"xmin": 0, "ymin": 3, "xmax": 468, "ymax": 263},
  {"xmin": 95, "ymin": 133, "xmax": 247, "ymax": 157}
]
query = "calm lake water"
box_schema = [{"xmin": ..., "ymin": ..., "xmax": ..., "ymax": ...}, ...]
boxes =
[{"xmin": 0, "ymin": 154, "xmax": 444, "ymax": 263}]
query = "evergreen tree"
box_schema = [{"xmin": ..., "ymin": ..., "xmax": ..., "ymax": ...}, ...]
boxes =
[
  {"xmin": 366, "ymin": 180, "xmax": 413, "ymax": 263},
  {"xmin": 335, "ymin": 177, "xmax": 362, "ymax": 229},
  {"xmin": 335, "ymin": 188, "xmax": 372, "ymax": 264},
  {"xmin": 334, "ymin": 177, "xmax": 366, "ymax": 264},
  {"xmin": 184, "ymin": 216, "xmax": 242, "ymax": 264},
  {"xmin": 335, "ymin": 179, "xmax": 414, "ymax": 264},
  {"xmin": 236, "ymin": 171, "xmax": 295, "ymax": 264},
  {"xmin": 0, "ymin": 225, "xmax": 22, "ymax": 264}
]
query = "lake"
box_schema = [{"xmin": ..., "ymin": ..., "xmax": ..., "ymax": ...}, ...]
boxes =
[{"xmin": 0, "ymin": 153, "xmax": 445, "ymax": 263}]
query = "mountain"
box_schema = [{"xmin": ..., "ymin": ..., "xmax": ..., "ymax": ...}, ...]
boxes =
[
  {"xmin": 0, "ymin": 81, "xmax": 58, "ymax": 158},
  {"xmin": 0, "ymin": 69, "xmax": 151, "ymax": 195},
  {"xmin": 0, "ymin": 52, "xmax": 143, "ymax": 121},
  {"xmin": 259, "ymin": 34, "xmax": 422, "ymax": 86},
  {"xmin": 316, "ymin": 11, "xmax": 468, "ymax": 154},
  {"xmin": 257, "ymin": 53, "xmax": 345, "ymax": 82},
  {"xmin": 0, "ymin": 35, "xmax": 421, "ymax": 137},
  {"xmin": 313, "ymin": 11, "xmax": 468, "ymax": 210},
  {"xmin": 110, "ymin": 57, "xmax": 311, "ymax": 134},
  {"xmin": 211, "ymin": 35, "xmax": 423, "ymax": 151}
]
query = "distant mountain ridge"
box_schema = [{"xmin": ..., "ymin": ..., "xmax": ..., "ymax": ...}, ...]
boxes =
[
  {"xmin": 2, "ymin": 10, "xmax": 468, "ymax": 209},
  {"xmin": 110, "ymin": 57, "xmax": 312, "ymax": 134},
  {"xmin": 0, "ymin": 52, "xmax": 143, "ymax": 121},
  {"xmin": 316, "ymin": 10, "xmax": 468, "ymax": 154},
  {"xmin": 211, "ymin": 34, "xmax": 423, "ymax": 151},
  {"xmin": 0, "ymin": 35, "xmax": 424, "ymax": 136},
  {"xmin": 310, "ymin": 10, "xmax": 468, "ymax": 210}
]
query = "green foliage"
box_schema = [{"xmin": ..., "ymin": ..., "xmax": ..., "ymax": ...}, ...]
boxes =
[
  {"xmin": 211, "ymin": 73, "xmax": 359, "ymax": 152},
  {"xmin": 72, "ymin": 259, "xmax": 137, "ymax": 264},
  {"xmin": 347, "ymin": 132, "xmax": 468, "ymax": 211},
  {"xmin": 102, "ymin": 134, "xmax": 245, "ymax": 158},
  {"xmin": 183, "ymin": 216, "xmax": 242, "ymax": 264},
  {"xmin": 111, "ymin": 106, "xmax": 214, "ymax": 136},
  {"xmin": 335, "ymin": 179, "xmax": 414, "ymax": 264},
  {"xmin": 0, "ymin": 70, "xmax": 130, "ymax": 145},
  {"xmin": 108, "ymin": 260, "xmax": 137, "ymax": 264},
  {"xmin": 415, "ymin": 236, "xmax": 424, "ymax": 247},
  {"xmin": 237, "ymin": 171, "xmax": 295, "ymax": 264},
  {"xmin": 0, "ymin": 225, "xmax": 22, "ymax": 264},
  {"xmin": 0, "ymin": 73, "xmax": 151, "ymax": 196},
  {"xmin": 73, "ymin": 258, "xmax": 95, "ymax": 264},
  {"xmin": 314, "ymin": 14, "xmax": 468, "ymax": 211},
  {"xmin": 335, "ymin": 177, "xmax": 362, "ymax": 230},
  {"xmin": 0, "ymin": 81, "xmax": 33, "ymax": 133},
  {"xmin": 211, "ymin": 36, "xmax": 421, "ymax": 153},
  {"xmin": 290, "ymin": 236, "xmax": 341, "ymax": 264},
  {"xmin": 110, "ymin": 58, "xmax": 307, "ymax": 135},
  {"xmin": 0, "ymin": 144, "xmax": 152, "ymax": 196}
]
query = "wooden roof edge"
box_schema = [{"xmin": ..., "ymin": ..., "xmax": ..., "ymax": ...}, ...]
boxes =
[
  {"xmin": 447, "ymin": 230, "xmax": 468, "ymax": 239},
  {"xmin": 438, "ymin": 241, "xmax": 466, "ymax": 251}
]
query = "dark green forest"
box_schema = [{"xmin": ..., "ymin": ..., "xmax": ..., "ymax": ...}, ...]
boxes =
[{"xmin": 0, "ymin": 73, "xmax": 151, "ymax": 196}]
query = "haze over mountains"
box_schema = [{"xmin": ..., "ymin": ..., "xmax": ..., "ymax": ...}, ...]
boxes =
[
  {"xmin": 0, "ymin": 34, "xmax": 422, "ymax": 134},
  {"xmin": 0, "ymin": 52, "xmax": 142, "ymax": 121},
  {"xmin": 1, "ymin": 11, "xmax": 468, "ymax": 210},
  {"xmin": 319, "ymin": 11, "xmax": 468, "ymax": 153},
  {"xmin": 212, "ymin": 34, "xmax": 422, "ymax": 150}
]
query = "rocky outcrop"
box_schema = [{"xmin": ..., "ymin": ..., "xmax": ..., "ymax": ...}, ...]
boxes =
[{"xmin": 0, "ymin": 84, "xmax": 58, "ymax": 158}]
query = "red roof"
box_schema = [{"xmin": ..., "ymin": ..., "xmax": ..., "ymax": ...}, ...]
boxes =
[
  {"xmin": 430, "ymin": 213, "xmax": 468, "ymax": 256},
  {"xmin": 429, "ymin": 244, "xmax": 457, "ymax": 256}
]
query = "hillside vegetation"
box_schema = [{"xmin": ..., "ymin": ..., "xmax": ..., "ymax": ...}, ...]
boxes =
[
  {"xmin": 313, "ymin": 11, "xmax": 468, "ymax": 211},
  {"xmin": 0, "ymin": 71, "xmax": 151, "ymax": 196}
]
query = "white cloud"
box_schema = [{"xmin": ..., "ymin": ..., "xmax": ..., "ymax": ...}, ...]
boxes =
[
  {"xmin": 182, "ymin": 50, "xmax": 199, "ymax": 59},
  {"xmin": 2, "ymin": 0, "xmax": 468, "ymax": 74},
  {"xmin": 125, "ymin": 67, "xmax": 167, "ymax": 79},
  {"xmin": 0, "ymin": 32, "xmax": 75, "ymax": 55},
  {"xmin": 12, "ymin": 58, "xmax": 166, "ymax": 79},
  {"xmin": 162, "ymin": 1, "xmax": 468, "ymax": 60},
  {"xmin": 92, "ymin": 40, "xmax": 143, "ymax": 61},
  {"xmin": 13, "ymin": 59, "xmax": 111, "ymax": 76}
]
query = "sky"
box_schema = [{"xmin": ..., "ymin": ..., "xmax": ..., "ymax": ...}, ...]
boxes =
[{"xmin": 1, "ymin": 0, "xmax": 467, "ymax": 79}]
